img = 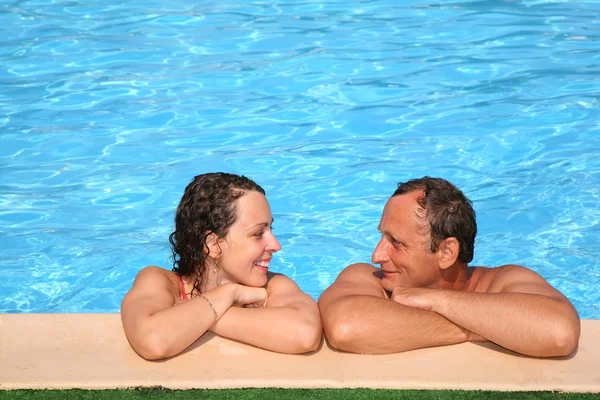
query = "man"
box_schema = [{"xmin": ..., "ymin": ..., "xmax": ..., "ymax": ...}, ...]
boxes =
[{"xmin": 318, "ymin": 177, "xmax": 580, "ymax": 357}]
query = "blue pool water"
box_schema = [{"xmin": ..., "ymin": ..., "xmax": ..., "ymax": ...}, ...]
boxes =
[{"xmin": 1, "ymin": 0, "xmax": 599, "ymax": 318}]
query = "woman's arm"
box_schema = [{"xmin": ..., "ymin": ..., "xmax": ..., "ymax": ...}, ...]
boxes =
[
  {"xmin": 209, "ymin": 274, "xmax": 323, "ymax": 354},
  {"xmin": 121, "ymin": 266, "xmax": 246, "ymax": 360}
]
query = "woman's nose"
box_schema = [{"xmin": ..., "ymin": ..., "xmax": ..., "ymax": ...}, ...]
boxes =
[{"xmin": 268, "ymin": 232, "xmax": 281, "ymax": 252}]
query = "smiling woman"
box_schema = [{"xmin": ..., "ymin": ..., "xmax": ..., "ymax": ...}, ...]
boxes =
[{"xmin": 120, "ymin": 172, "xmax": 322, "ymax": 360}]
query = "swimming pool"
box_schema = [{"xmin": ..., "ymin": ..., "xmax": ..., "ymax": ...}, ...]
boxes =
[{"xmin": 1, "ymin": 0, "xmax": 598, "ymax": 318}]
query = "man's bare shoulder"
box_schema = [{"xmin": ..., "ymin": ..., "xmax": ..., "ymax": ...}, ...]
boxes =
[
  {"xmin": 336, "ymin": 263, "xmax": 382, "ymax": 283},
  {"xmin": 468, "ymin": 265, "xmax": 531, "ymax": 290},
  {"xmin": 474, "ymin": 264, "xmax": 561, "ymax": 295},
  {"xmin": 319, "ymin": 263, "xmax": 384, "ymax": 304},
  {"xmin": 466, "ymin": 266, "xmax": 497, "ymax": 292}
]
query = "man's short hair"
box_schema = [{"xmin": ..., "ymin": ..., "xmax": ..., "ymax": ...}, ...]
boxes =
[{"xmin": 393, "ymin": 177, "xmax": 477, "ymax": 263}]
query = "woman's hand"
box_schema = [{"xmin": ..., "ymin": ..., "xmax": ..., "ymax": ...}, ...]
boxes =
[{"xmin": 232, "ymin": 284, "xmax": 268, "ymax": 308}]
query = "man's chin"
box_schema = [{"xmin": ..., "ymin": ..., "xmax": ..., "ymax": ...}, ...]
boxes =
[{"xmin": 380, "ymin": 277, "xmax": 397, "ymax": 293}]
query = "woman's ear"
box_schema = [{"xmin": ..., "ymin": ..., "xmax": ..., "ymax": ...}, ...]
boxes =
[
  {"xmin": 205, "ymin": 232, "xmax": 222, "ymax": 259},
  {"xmin": 437, "ymin": 237, "xmax": 460, "ymax": 269}
]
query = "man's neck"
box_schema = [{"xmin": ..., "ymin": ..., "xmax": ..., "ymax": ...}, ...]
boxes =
[{"xmin": 439, "ymin": 263, "xmax": 472, "ymax": 290}]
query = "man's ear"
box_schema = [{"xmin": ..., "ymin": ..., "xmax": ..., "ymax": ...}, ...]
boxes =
[
  {"xmin": 438, "ymin": 237, "xmax": 460, "ymax": 269},
  {"xmin": 205, "ymin": 232, "xmax": 222, "ymax": 259}
]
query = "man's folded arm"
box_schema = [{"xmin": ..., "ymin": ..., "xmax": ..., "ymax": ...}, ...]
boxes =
[
  {"xmin": 422, "ymin": 265, "xmax": 580, "ymax": 357},
  {"xmin": 318, "ymin": 263, "xmax": 468, "ymax": 354}
]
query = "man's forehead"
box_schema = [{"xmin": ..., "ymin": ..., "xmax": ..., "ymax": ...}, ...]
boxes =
[
  {"xmin": 386, "ymin": 191, "xmax": 423, "ymax": 211},
  {"xmin": 382, "ymin": 192, "xmax": 427, "ymax": 229}
]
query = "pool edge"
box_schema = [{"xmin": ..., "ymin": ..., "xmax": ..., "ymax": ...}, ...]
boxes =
[{"xmin": 1, "ymin": 314, "xmax": 599, "ymax": 392}]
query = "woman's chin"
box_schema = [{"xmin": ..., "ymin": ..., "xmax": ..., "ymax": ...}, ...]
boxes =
[
  {"xmin": 256, "ymin": 275, "xmax": 269, "ymax": 287},
  {"xmin": 241, "ymin": 274, "xmax": 268, "ymax": 288}
]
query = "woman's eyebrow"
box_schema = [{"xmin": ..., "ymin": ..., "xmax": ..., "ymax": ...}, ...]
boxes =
[{"xmin": 246, "ymin": 218, "xmax": 274, "ymax": 231}]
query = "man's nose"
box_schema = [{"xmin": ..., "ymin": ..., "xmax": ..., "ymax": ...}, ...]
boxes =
[{"xmin": 371, "ymin": 239, "xmax": 389, "ymax": 264}]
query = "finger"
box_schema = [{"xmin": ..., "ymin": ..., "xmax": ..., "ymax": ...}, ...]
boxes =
[{"xmin": 392, "ymin": 294, "xmax": 421, "ymax": 309}]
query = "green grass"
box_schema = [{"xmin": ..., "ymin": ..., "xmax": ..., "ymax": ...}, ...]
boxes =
[{"xmin": 1, "ymin": 389, "xmax": 599, "ymax": 400}]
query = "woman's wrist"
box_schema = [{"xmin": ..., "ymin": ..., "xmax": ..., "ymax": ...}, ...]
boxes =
[
  {"xmin": 224, "ymin": 283, "xmax": 239, "ymax": 305},
  {"xmin": 203, "ymin": 283, "xmax": 237, "ymax": 311}
]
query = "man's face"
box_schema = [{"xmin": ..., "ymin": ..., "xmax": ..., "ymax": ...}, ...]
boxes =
[{"xmin": 372, "ymin": 191, "xmax": 442, "ymax": 292}]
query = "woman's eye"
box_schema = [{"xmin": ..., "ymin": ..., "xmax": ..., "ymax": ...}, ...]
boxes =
[{"xmin": 253, "ymin": 231, "xmax": 265, "ymax": 238}]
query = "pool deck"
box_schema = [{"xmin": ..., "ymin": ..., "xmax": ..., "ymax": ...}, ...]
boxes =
[{"xmin": 1, "ymin": 314, "xmax": 599, "ymax": 392}]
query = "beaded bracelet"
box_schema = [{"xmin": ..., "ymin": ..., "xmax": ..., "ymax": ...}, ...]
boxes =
[{"xmin": 200, "ymin": 294, "xmax": 219, "ymax": 323}]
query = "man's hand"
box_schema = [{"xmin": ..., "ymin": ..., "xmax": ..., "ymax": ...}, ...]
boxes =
[
  {"xmin": 391, "ymin": 287, "xmax": 437, "ymax": 312},
  {"xmin": 390, "ymin": 287, "xmax": 487, "ymax": 342}
]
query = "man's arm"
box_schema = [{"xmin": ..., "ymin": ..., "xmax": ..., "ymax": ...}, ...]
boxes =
[
  {"xmin": 209, "ymin": 274, "xmax": 322, "ymax": 354},
  {"xmin": 392, "ymin": 265, "xmax": 581, "ymax": 357},
  {"xmin": 318, "ymin": 263, "xmax": 468, "ymax": 354}
]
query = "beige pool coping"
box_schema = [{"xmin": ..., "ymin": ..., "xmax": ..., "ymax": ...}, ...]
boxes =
[{"xmin": 0, "ymin": 314, "xmax": 598, "ymax": 392}]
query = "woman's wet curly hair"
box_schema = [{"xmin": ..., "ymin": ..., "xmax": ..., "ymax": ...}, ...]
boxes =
[{"xmin": 169, "ymin": 172, "xmax": 265, "ymax": 296}]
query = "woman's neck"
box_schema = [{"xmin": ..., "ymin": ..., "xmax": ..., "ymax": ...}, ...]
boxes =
[{"xmin": 201, "ymin": 259, "xmax": 233, "ymax": 292}]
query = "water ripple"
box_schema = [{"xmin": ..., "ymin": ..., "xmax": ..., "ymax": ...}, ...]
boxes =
[{"xmin": 1, "ymin": 0, "xmax": 599, "ymax": 317}]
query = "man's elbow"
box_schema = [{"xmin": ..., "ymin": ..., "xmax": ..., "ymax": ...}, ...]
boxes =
[
  {"xmin": 323, "ymin": 322, "xmax": 354, "ymax": 352},
  {"xmin": 319, "ymin": 298, "xmax": 360, "ymax": 352},
  {"xmin": 321, "ymin": 311, "xmax": 364, "ymax": 353},
  {"xmin": 531, "ymin": 316, "xmax": 581, "ymax": 358},
  {"xmin": 549, "ymin": 319, "xmax": 580, "ymax": 357}
]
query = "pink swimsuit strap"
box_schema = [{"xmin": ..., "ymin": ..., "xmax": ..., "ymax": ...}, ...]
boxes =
[{"xmin": 178, "ymin": 275, "xmax": 188, "ymax": 301}]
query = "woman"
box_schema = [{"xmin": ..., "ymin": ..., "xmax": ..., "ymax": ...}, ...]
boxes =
[{"xmin": 121, "ymin": 172, "xmax": 322, "ymax": 360}]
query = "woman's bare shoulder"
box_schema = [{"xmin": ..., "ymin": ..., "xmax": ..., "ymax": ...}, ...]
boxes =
[
  {"xmin": 135, "ymin": 265, "xmax": 173, "ymax": 279},
  {"xmin": 126, "ymin": 266, "xmax": 179, "ymax": 300},
  {"xmin": 264, "ymin": 272, "xmax": 317, "ymax": 310},
  {"xmin": 133, "ymin": 265, "xmax": 174, "ymax": 284},
  {"xmin": 265, "ymin": 272, "xmax": 303, "ymax": 294},
  {"xmin": 266, "ymin": 271, "xmax": 295, "ymax": 286}
]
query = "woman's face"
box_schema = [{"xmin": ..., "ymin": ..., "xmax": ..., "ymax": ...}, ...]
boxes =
[{"xmin": 215, "ymin": 190, "xmax": 281, "ymax": 287}]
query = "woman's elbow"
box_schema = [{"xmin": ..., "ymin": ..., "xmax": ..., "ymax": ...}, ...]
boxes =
[
  {"xmin": 292, "ymin": 321, "xmax": 323, "ymax": 353},
  {"xmin": 130, "ymin": 333, "xmax": 172, "ymax": 361}
]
